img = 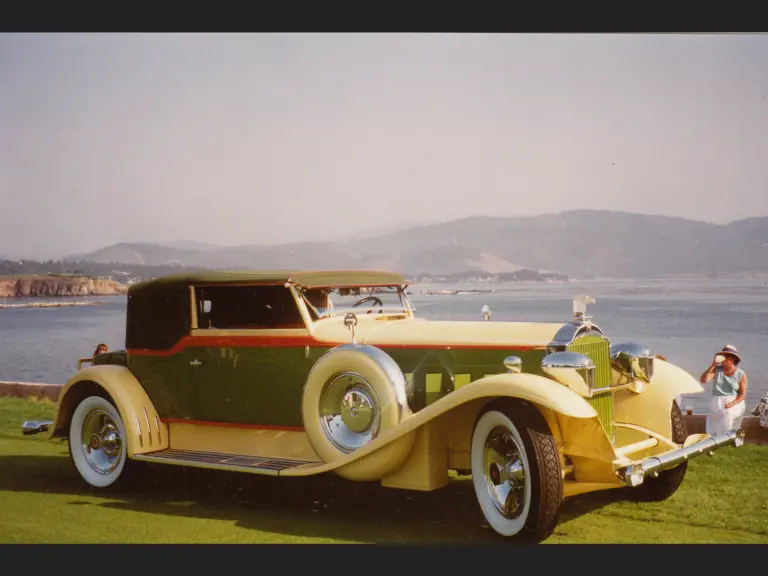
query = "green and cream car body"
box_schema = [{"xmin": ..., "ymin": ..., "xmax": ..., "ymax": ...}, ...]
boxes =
[{"xmin": 22, "ymin": 270, "xmax": 745, "ymax": 542}]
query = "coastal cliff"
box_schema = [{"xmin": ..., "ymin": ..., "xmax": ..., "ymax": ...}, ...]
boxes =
[{"xmin": 0, "ymin": 275, "xmax": 128, "ymax": 298}]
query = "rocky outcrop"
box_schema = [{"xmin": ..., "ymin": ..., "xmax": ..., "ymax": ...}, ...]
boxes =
[{"xmin": 0, "ymin": 275, "xmax": 128, "ymax": 298}]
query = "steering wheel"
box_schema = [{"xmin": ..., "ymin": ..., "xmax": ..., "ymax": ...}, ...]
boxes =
[{"xmin": 352, "ymin": 295, "xmax": 384, "ymax": 313}]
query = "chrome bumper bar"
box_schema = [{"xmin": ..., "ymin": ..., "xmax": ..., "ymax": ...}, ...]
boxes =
[
  {"xmin": 21, "ymin": 420, "xmax": 53, "ymax": 435},
  {"xmin": 618, "ymin": 428, "xmax": 745, "ymax": 487}
]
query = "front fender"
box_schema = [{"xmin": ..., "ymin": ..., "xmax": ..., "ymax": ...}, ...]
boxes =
[
  {"xmin": 51, "ymin": 365, "xmax": 169, "ymax": 456},
  {"xmin": 281, "ymin": 371, "xmax": 597, "ymax": 478},
  {"xmin": 613, "ymin": 358, "xmax": 704, "ymax": 442},
  {"xmin": 450, "ymin": 372, "xmax": 598, "ymax": 419}
]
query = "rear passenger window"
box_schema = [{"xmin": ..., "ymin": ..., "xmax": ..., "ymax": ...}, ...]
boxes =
[{"xmin": 195, "ymin": 285, "xmax": 305, "ymax": 329}]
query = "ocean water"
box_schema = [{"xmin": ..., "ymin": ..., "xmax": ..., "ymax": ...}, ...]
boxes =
[{"xmin": 1, "ymin": 278, "xmax": 766, "ymax": 415}]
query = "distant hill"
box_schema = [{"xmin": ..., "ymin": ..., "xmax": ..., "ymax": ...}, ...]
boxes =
[
  {"xmin": 0, "ymin": 259, "xmax": 201, "ymax": 286},
  {"xmin": 63, "ymin": 243, "xmax": 198, "ymax": 267},
  {"xmin": 156, "ymin": 240, "xmax": 222, "ymax": 251},
  {"xmin": 60, "ymin": 211, "xmax": 768, "ymax": 279}
]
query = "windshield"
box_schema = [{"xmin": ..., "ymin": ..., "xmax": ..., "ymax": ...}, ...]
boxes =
[{"xmin": 298, "ymin": 285, "xmax": 414, "ymax": 320}]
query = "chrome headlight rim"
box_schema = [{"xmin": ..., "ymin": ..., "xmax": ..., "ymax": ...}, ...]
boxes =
[
  {"xmin": 540, "ymin": 351, "xmax": 596, "ymax": 396},
  {"xmin": 610, "ymin": 342, "xmax": 655, "ymax": 384}
]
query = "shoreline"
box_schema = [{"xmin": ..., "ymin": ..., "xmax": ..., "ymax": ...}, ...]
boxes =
[
  {"xmin": 0, "ymin": 274, "xmax": 129, "ymax": 300},
  {"xmin": 0, "ymin": 300, "xmax": 105, "ymax": 309}
]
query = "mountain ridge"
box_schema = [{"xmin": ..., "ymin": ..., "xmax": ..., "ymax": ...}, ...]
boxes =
[{"xmin": 60, "ymin": 210, "xmax": 768, "ymax": 279}]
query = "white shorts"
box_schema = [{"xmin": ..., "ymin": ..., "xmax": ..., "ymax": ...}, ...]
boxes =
[{"xmin": 706, "ymin": 394, "xmax": 746, "ymax": 436}]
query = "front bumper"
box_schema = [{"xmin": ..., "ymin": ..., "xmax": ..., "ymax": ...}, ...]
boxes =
[{"xmin": 617, "ymin": 428, "xmax": 746, "ymax": 487}]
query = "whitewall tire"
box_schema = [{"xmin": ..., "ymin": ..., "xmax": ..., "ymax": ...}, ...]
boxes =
[
  {"xmin": 470, "ymin": 400, "xmax": 562, "ymax": 542},
  {"xmin": 68, "ymin": 395, "xmax": 129, "ymax": 488}
]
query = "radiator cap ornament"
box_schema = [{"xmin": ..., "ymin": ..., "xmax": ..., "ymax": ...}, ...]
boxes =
[{"xmin": 573, "ymin": 295, "xmax": 595, "ymax": 321}]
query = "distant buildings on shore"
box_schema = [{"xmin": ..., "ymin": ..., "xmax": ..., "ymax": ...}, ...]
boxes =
[{"xmin": 412, "ymin": 268, "xmax": 574, "ymax": 284}]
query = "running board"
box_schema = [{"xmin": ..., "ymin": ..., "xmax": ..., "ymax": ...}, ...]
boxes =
[{"xmin": 131, "ymin": 449, "xmax": 320, "ymax": 476}]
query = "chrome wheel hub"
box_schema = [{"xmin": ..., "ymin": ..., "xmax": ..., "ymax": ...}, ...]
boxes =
[
  {"xmin": 80, "ymin": 409, "xmax": 123, "ymax": 474},
  {"xmin": 483, "ymin": 426, "xmax": 527, "ymax": 519},
  {"xmin": 340, "ymin": 387, "xmax": 375, "ymax": 433},
  {"xmin": 320, "ymin": 373, "xmax": 380, "ymax": 452}
]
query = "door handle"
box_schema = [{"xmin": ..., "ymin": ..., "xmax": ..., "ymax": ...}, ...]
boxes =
[{"xmin": 190, "ymin": 359, "xmax": 202, "ymax": 367}]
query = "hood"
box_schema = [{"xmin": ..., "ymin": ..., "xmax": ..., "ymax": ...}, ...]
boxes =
[{"xmin": 310, "ymin": 315, "xmax": 567, "ymax": 349}]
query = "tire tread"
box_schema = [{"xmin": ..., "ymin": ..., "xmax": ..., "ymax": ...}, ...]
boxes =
[{"xmin": 477, "ymin": 399, "xmax": 563, "ymax": 543}]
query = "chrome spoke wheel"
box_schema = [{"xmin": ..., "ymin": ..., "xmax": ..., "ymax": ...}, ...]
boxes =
[
  {"xmin": 483, "ymin": 426, "xmax": 528, "ymax": 519},
  {"xmin": 319, "ymin": 372, "xmax": 380, "ymax": 452},
  {"xmin": 80, "ymin": 408, "xmax": 124, "ymax": 475},
  {"xmin": 69, "ymin": 395, "xmax": 130, "ymax": 488}
]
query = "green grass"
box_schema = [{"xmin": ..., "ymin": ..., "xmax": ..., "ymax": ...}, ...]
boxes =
[{"xmin": 1, "ymin": 395, "xmax": 767, "ymax": 544}]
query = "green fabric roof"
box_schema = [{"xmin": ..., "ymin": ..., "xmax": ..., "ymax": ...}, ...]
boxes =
[
  {"xmin": 290, "ymin": 270, "xmax": 409, "ymax": 288},
  {"xmin": 128, "ymin": 269, "xmax": 409, "ymax": 295}
]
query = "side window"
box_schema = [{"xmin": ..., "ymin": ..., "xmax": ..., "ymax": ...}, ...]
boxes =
[{"xmin": 195, "ymin": 285, "xmax": 305, "ymax": 330}]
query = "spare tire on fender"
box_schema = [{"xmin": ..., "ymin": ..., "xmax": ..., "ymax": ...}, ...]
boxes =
[{"xmin": 301, "ymin": 343, "xmax": 417, "ymax": 481}]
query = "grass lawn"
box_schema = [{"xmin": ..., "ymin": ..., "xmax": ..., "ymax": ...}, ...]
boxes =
[{"xmin": 1, "ymin": 396, "xmax": 767, "ymax": 544}]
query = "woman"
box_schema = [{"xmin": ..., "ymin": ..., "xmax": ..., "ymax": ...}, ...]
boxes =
[
  {"xmin": 700, "ymin": 344, "xmax": 748, "ymax": 436},
  {"xmin": 92, "ymin": 343, "xmax": 108, "ymax": 357}
]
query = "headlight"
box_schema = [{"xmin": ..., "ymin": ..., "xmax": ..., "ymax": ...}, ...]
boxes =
[
  {"xmin": 610, "ymin": 342, "xmax": 654, "ymax": 392},
  {"xmin": 541, "ymin": 351, "xmax": 595, "ymax": 397}
]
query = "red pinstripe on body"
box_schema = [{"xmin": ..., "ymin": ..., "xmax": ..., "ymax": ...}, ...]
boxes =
[{"xmin": 126, "ymin": 334, "xmax": 541, "ymax": 357}]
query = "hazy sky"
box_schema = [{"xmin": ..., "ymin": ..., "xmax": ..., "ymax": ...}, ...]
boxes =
[{"xmin": 1, "ymin": 33, "xmax": 767, "ymax": 260}]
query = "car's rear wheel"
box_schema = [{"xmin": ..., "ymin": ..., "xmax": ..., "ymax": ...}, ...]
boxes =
[
  {"xmin": 68, "ymin": 395, "xmax": 136, "ymax": 488},
  {"xmin": 470, "ymin": 399, "xmax": 562, "ymax": 543},
  {"xmin": 628, "ymin": 400, "xmax": 688, "ymax": 502}
]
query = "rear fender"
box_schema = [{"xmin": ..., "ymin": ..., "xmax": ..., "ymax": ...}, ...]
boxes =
[{"xmin": 51, "ymin": 365, "xmax": 169, "ymax": 456}]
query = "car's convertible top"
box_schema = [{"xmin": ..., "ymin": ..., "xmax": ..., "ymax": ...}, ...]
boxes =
[{"xmin": 129, "ymin": 269, "xmax": 410, "ymax": 294}]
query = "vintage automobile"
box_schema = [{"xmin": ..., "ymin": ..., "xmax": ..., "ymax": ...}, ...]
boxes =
[{"xmin": 22, "ymin": 269, "xmax": 745, "ymax": 542}]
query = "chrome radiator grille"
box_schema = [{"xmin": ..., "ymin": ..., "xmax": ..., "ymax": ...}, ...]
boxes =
[{"xmin": 567, "ymin": 335, "xmax": 614, "ymax": 441}]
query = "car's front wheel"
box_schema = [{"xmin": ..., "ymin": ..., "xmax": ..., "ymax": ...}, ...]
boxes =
[
  {"xmin": 68, "ymin": 395, "xmax": 134, "ymax": 488},
  {"xmin": 470, "ymin": 399, "xmax": 562, "ymax": 543}
]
